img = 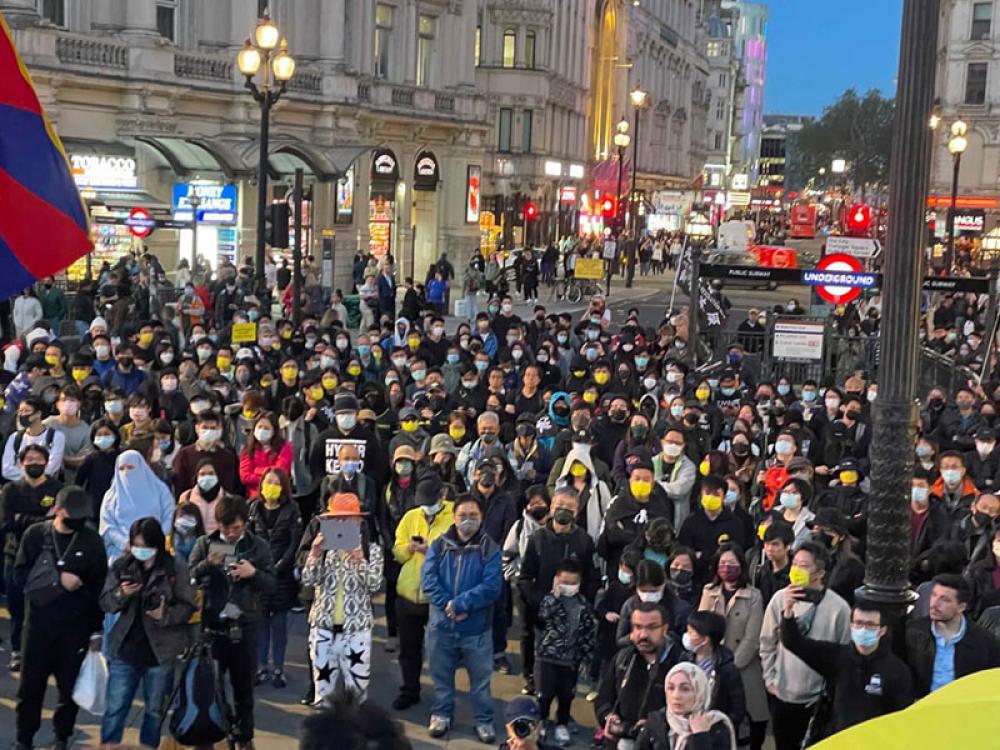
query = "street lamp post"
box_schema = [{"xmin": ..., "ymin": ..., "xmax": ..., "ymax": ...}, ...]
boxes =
[
  {"xmin": 945, "ymin": 120, "xmax": 968, "ymax": 272},
  {"xmin": 612, "ymin": 118, "xmax": 631, "ymax": 296},
  {"xmin": 626, "ymin": 85, "xmax": 648, "ymax": 288},
  {"xmin": 237, "ymin": 15, "xmax": 295, "ymax": 294},
  {"xmin": 860, "ymin": 0, "xmax": 939, "ymax": 628}
]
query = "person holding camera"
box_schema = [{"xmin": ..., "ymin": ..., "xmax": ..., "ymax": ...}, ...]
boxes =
[
  {"xmin": 188, "ymin": 495, "xmax": 276, "ymax": 750},
  {"xmin": 758, "ymin": 541, "xmax": 850, "ymax": 750},
  {"xmin": 499, "ymin": 697, "xmax": 561, "ymax": 750},
  {"xmin": 99, "ymin": 516, "xmax": 197, "ymax": 747},
  {"xmin": 13, "ymin": 486, "xmax": 107, "ymax": 750}
]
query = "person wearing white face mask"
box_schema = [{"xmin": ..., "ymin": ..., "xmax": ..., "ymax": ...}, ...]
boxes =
[
  {"xmin": 172, "ymin": 410, "xmax": 240, "ymax": 497},
  {"xmin": 776, "ymin": 478, "xmax": 815, "ymax": 550},
  {"xmin": 239, "ymin": 412, "xmax": 293, "ymax": 499},
  {"xmin": 908, "ymin": 468, "xmax": 949, "ymax": 563},
  {"xmin": 656, "ymin": 428, "xmax": 697, "ymax": 530},
  {"xmin": 44, "ymin": 385, "xmax": 91, "ymax": 485},
  {"xmin": 930, "ymin": 451, "xmax": 977, "ymax": 525},
  {"xmin": 964, "ymin": 426, "xmax": 999, "ymax": 490}
]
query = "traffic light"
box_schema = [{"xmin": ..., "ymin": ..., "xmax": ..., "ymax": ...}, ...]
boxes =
[
  {"xmin": 846, "ymin": 203, "xmax": 872, "ymax": 237},
  {"xmin": 600, "ymin": 194, "xmax": 617, "ymax": 218},
  {"xmin": 524, "ymin": 202, "xmax": 539, "ymax": 220},
  {"xmin": 265, "ymin": 202, "xmax": 291, "ymax": 248}
]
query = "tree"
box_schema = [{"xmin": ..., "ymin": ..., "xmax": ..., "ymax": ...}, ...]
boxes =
[{"xmin": 790, "ymin": 88, "xmax": 895, "ymax": 198}]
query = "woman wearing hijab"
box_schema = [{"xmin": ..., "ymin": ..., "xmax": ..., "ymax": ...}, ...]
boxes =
[
  {"xmin": 637, "ymin": 662, "xmax": 737, "ymax": 750},
  {"xmin": 99, "ymin": 449, "xmax": 174, "ymax": 561}
]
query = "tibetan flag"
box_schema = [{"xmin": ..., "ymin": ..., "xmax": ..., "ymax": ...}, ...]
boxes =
[{"xmin": 0, "ymin": 11, "xmax": 91, "ymax": 301}]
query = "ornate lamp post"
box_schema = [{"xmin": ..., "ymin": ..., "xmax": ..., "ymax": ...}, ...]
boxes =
[
  {"xmin": 626, "ymin": 85, "xmax": 648, "ymax": 287},
  {"xmin": 611, "ymin": 119, "xmax": 631, "ymax": 295},
  {"xmin": 237, "ymin": 15, "xmax": 295, "ymax": 292},
  {"xmin": 945, "ymin": 119, "xmax": 968, "ymax": 272}
]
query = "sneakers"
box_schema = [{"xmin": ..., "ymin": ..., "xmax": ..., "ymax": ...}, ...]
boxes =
[
  {"xmin": 299, "ymin": 687, "xmax": 315, "ymax": 706},
  {"xmin": 475, "ymin": 724, "xmax": 496, "ymax": 744},
  {"xmin": 553, "ymin": 725, "xmax": 571, "ymax": 746},
  {"xmin": 8, "ymin": 652, "xmax": 20, "ymax": 673},
  {"xmin": 493, "ymin": 654, "xmax": 512, "ymax": 674},
  {"xmin": 392, "ymin": 693, "xmax": 419, "ymax": 710},
  {"xmin": 272, "ymin": 670, "xmax": 287, "ymax": 689},
  {"xmin": 385, "ymin": 637, "xmax": 399, "ymax": 653},
  {"xmin": 521, "ymin": 676, "xmax": 536, "ymax": 696},
  {"xmin": 254, "ymin": 668, "xmax": 270, "ymax": 686},
  {"xmin": 428, "ymin": 716, "xmax": 450, "ymax": 738}
]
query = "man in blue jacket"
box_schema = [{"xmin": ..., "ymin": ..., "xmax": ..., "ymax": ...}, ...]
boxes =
[{"xmin": 421, "ymin": 493, "xmax": 503, "ymax": 744}]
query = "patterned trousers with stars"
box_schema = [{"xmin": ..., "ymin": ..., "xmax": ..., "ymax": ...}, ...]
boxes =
[{"xmin": 309, "ymin": 627, "xmax": 372, "ymax": 702}]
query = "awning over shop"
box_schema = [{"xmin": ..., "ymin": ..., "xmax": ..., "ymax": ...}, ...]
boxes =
[
  {"xmin": 133, "ymin": 136, "xmax": 249, "ymax": 179},
  {"xmin": 61, "ymin": 138, "xmax": 135, "ymax": 157},
  {"xmin": 86, "ymin": 190, "xmax": 171, "ymax": 214},
  {"xmin": 227, "ymin": 138, "xmax": 373, "ymax": 182}
]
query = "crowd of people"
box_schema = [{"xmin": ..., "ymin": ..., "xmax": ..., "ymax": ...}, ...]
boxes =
[{"xmin": 1, "ymin": 246, "xmax": 1000, "ymax": 750}]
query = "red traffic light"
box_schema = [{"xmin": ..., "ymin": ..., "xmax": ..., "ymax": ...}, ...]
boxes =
[
  {"xmin": 600, "ymin": 194, "xmax": 617, "ymax": 217},
  {"xmin": 846, "ymin": 203, "xmax": 872, "ymax": 236},
  {"xmin": 524, "ymin": 202, "xmax": 539, "ymax": 220}
]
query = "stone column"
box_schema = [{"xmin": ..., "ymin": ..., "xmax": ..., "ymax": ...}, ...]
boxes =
[
  {"xmin": 123, "ymin": 0, "xmax": 158, "ymax": 37},
  {"xmin": 0, "ymin": 0, "xmax": 39, "ymax": 27}
]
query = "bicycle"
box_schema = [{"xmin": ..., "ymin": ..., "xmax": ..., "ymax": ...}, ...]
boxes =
[{"xmin": 553, "ymin": 276, "xmax": 605, "ymax": 303}]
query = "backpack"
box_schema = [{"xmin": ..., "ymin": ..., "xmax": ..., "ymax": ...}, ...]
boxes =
[
  {"xmin": 168, "ymin": 642, "xmax": 230, "ymax": 746},
  {"xmin": 24, "ymin": 522, "xmax": 76, "ymax": 607},
  {"xmin": 13, "ymin": 427, "xmax": 55, "ymax": 458}
]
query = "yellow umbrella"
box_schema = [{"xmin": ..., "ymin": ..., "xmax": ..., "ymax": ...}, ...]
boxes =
[{"xmin": 812, "ymin": 668, "xmax": 1000, "ymax": 750}]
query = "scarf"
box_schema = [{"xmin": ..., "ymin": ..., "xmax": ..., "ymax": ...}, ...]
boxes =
[{"xmin": 664, "ymin": 663, "xmax": 736, "ymax": 750}]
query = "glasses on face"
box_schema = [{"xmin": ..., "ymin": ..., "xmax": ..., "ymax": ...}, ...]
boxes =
[
  {"xmin": 455, "ymin": 513, "xmax": 480, "ymax": 523},
  {"xmin": 850, "ymin": 620, "xmax": 880, "ymax": 631}
]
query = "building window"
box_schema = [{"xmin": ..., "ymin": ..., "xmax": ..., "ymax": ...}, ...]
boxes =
[
  {"xmin": 713, "ymin": 132, "xmax": 723, "ymax": 150},
  {"xmin": 718, "ymin": 72, "xmax": 726, "ymax": 87},
  {"xmin": 707, "ymin": 40, "xmax": 722, "ymax": 57},
  {"xmin": 39, "ymin": 0, "xmax": 65, "ymax": 26},
  {"xmin": 498, "ymin": 108, "xmax": 513, "ymax": 152},
  {"xmin": 522, "ymin": 110, "xmax": 533, "ymax": 152},
  {"xmin": 156, "ymin": 1, "xmax": 177, "ymax": 42},
  {"xmin": 417, "ymin": 14, "xmax": 435, "ymax": 87},
  {"xmin": 715, "ymin": 99, "xmax": 725, "ymax": 120},
  {"xmin": 525, "ymin": 31, "xmax": 536, "ymax": 69},
  {"xmin": 965, "ymin": 62, "xmax": 988, "ymax": 104},
  {"xmin": 502, "ymin": 29, "xmax": 516, "ymax": 68},
  {"xmin": 475, "ymin": 26, "xmax": 481, "ymax": 66},
  {"xmin": 972, "ymin": 2, "xmax": 992, "ymax": 39},
  {"xmin": 374, "ymin": 4, "xmax": 393, "ymax": 79}
]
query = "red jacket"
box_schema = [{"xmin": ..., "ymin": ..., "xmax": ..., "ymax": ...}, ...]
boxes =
[{"xmin": 239, "ymin": 443, "xmax": 293, "ymax": 497}]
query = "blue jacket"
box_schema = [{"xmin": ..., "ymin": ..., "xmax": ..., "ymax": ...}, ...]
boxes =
[
  {"xmin": 102, "ymin": 366, "xmax": 147, "ymax": 396},
  {"xmin": 421, "ymin": 526, "xmax": 503, "ymax": 636}
]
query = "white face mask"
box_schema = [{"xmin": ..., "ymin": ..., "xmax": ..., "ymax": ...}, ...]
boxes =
[
  {"xmin": 637, "ymin": 589, "xmax": 663, "ymax": 604},
  {"xmin": 558, "ymin": 583, "xmax": 580, "ymax": 598}
]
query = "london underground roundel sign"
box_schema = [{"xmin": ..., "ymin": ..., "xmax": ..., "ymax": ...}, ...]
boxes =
[
  {"xmin": 806, "ymin": 253, "xmax": 870, "ymax": 304},
  {"xmin": 126, "ymin": 207, "xmax": 156, "ymax": 238}
]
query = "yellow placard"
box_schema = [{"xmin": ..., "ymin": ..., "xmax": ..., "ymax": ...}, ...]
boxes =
[
  {"xmin": 231, "ymin": 322, "xmax": 258, "ymax": 344},
  {"xmin": 575, "ymin": 258, "xmax": 605, "ymax": 279}
]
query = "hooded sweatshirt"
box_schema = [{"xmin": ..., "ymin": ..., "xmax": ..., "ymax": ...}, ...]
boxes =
[{"xmin": 557, "ymin": 444, "xmax": 612, "ymax": 542}]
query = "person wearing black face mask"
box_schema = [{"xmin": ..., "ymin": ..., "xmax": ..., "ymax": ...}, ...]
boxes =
[
  {"xmin": 13, "ymin": 486, "xmax": 107, "ymax": 750},
  {"xmin": 4, "ymin": 396, "xmax": 64, "ymax": 482},
  {"xmin": 1, "ymin": 443, "xmax": 65, "ymax": 670}
]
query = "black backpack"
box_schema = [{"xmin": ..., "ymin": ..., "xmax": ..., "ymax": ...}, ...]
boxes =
[{"xmin": 168, "ymin": 643, "xmax": 230, "ymax": 746}]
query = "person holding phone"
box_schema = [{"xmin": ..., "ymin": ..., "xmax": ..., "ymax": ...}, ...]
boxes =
[
  {"xmin": 302, "ymin": 492, "xmax": 384, "ymax": 704},
  {"xmin": 758, "ymin": 541, "xmax": 850, "ymax": 750}
]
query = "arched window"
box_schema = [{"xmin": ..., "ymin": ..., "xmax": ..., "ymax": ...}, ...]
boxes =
[{"xmin": 502, "ymin": 29, "xmax": 516, "ymax": 68}]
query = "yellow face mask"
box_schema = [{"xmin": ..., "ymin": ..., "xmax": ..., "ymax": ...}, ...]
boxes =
[
  {"xmin": 260, "ymin": 482, "xmax": 282, "ymax": 502},
  {"xmin": 407, "ymin": 337, "xmax": 420, "ymax": 351},
  {"xmin": 346, "ymin": 364, "xmax": 362, "ymax": 377},
  {"xmin": 242, "ymin": 408, "xmax": 258, "ymax": 420},
  {"xmin": 309, "ymin": 386, "xmax": 325, "ymax": 401},
  {"xmin": 401, "ymin": 419, "xmax": 419, "ymax": 433},
  {"xmin": 322, "ymin": 376, "xmax": 338, "ymax": 391},
  {"xmin": 582, "ymin": 391, "xmax": 598, "ymax": 404},
  {"xmin": 701, "ymin": 494, "xmax": 723, "ymax": 512},
  {"xmin": 217, "ymin": 356, "xmax": 232, "ymax": 370},
  {"xmin": 569, "ymin": 462, "xmax": 588, "ymax": 478},
  {"xmin": 695, "ymin": 387, "xmax": 710, "ymax": 402},
  {"xmin": 630, "ymin": 479, "xmax": 652, "ymax": 499},
  {"xmin": 594, "ymin": 371, "xmax": 610, "ymax": 385},
  {"xmin": 572, "ymin": 370, "xmax": 586, "ymax": 379},
  {"xmin": 699, "ymin": 459, "xmax": 710, "ymax": 477},
  {"xmin": 281, "ymin": 366, "xmax": 298, "ymax": 382},
  {"xmin": 839, "ymin": 470, "xmax": 858, "ymax": 485},
  {"xmin": 44, "ymin": 353, "xmax": 60, "ymax": 367},
  {"xmin": 757, "ymin": 523, "xmax": 768, "ymax": 540},
  {"xmin": 449, "ymin": 426, "xmax": 466, "ymax": 442},
  {"xmin": 280, "ymin": 329, "xmax": 292, "ymax": 340},
  {"xmin": 138, "ymin": 332, "xmax": 154, "ymax": 347},
  {"xmin": 788, "ymin": 565, "xmax": 811, "ymax": 587},
  {"xmin": 71, "ymin": 367, "xmax": 90, "ymax": 383}
]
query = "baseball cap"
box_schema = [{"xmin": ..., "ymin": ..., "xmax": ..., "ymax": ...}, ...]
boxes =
[{"xmin": 505, "ymin": 696, "xmax": 541, "ymax": 724}]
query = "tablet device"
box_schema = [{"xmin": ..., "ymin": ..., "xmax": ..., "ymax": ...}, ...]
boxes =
[
  {"xmin": 209, "ymin": 541, "xmax": 237, "ymax": 567},
  {"xmin": 320, "ymin": 517, "xmax": 361, "ymax": 551}
]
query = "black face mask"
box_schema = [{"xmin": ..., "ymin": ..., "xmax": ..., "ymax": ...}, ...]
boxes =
[
  {"xmin": 610, "ymin": 409, "xmax": 628, "ymax": 423},
  {"xmin": 553, "ymin": 508, "xmax": 575, "ymax": 525},
  {"xmin": 528, "ymin": 506, "xmax": 548, "ymax": 521},
  {"xmin": 64, "ymin": 517, "xmax": 87, "ymax": 531},
  {"xmin": 974, "ymin": 511, "xmax": 992, "ymax": 528},
  {"xmin": 477, "ymin": 469, "xmax": 496, "ymax": 488},
  {"xmin": 24, "ymin": 464, "xmax": 45, "ymax": 479},
  {"xmin": 732, "ymin": 442, "xmax": 750, "ymax": 456},
  {"xmin": 669, "ymin": 567, "xmax": 693, "ymax": 586},
  {"xmin": 118, "ymin": 357, "xmax": 133, "ymax": 369},
  {"xmin": 18, "ymin": 414, "xmax": 34, "ymax": 429},
  {"xmin": 812, "ymin": 531, "xmax": 835, "ymax": 549}
]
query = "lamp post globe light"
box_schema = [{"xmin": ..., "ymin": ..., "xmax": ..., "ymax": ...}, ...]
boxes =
[
  {"xmin": 945, "ymin": 119, "xmax": 968, "ymax": 271},
  {"xmin": 237, "ymin": 14, "xmax": 295, "ymax": 292}
]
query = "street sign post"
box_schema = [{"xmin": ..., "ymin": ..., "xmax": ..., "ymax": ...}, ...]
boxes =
[{"xmin": 826, "ymin": 235, "xmax": 881, "ymax": 259}]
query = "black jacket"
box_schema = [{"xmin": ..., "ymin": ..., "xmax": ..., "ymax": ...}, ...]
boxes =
[
  {"xmin": 518, "ymin": 523, "xmax": 599, "ymax": 611},
  {"xmin": 637, "ymin": 710, "xmax": 734, "ymax": 750},
  {"xmin": 598, "ymin": 485, "xmax": 674, "ymax": 574},
  {"xmin": 825, "ymin": 547, "xmax": 865, "ymax": 608},
  {"xmin": 678, "ymin": 508, "xmax": 751, "ymax": 583},
  {"xmin": 188, "ymin": 530, "xmax": 276, "ymax": 626},
  {"xmin": 247, "ymin": 499, "xmax": 303, "ymax": 612},
  {"xmin": 782, "ymin": 613, "xmax": 914, "ymax": 733},
  {"xmin": 595, "ymin": 641, "xmax": 682, "ymax": 731},
  {"xmin": 968, "ymin": 555, "xmax": 1000, "ymax": 618},
  {"xmin": 680, "ymin": 646, "xmax": 746, "ymax": 731},
  {"xmin": 904, "ymin": 615, "xmax": 1000, "ymax": 696}
]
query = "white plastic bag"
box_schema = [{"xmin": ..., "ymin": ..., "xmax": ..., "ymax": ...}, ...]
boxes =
[{"xmin": 72, "ymin": 649, "xmax": 108, "ymax": 716}]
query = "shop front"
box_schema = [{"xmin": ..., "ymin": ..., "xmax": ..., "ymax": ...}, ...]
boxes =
[
  {"xmin": 172, "ymin": 181, "xmax": 240, "ymax": 271},
  {"xmin": 369, "ymin": 149, "xmax": 399, "ymax": 261}
]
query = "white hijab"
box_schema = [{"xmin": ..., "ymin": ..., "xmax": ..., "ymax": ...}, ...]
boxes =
[{"xmin": 665, "ymin": 662, "xmax": 736, "ymax": 750}]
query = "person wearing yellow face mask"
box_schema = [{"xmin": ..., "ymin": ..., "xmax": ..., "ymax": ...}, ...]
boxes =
[
  {"xmin": 240, "ymin": 414, "xmax": 293, "ymax": 498},
  {"xmin": 388, "ymin": 406, "xmax": 430, "ymax": 459},
  {"xmin": 599, "ymin": 456, "xmax": 673, "ymax": 572},
  {"xmin": 555, "ymin": 445, "xmax": 612, "ymax": 541},
  {"xmin": 761, "ymin": 541, "xmax": 851, "ymax": 748},
  {"xmin": 593, "ymin": 368, "xmax": 611, "ymax": 387},
  {"xmin": 677, "ymin": 476, "xmax": 750, "ymax": 583},
  {"xmin": 321, "ymin": 374, "xmax": 339, "ymax": 393},
  {"xmin": 43, "ymin": 344, "xmax": 66, "ymax": 378},
  {"xmin": 247, "ymin": 467, "xmax": 302, "ymax": 688},
  {"xmin": 813, "ymin": 458, "xmax": 867, "ymax": 540},
  {"xmin": 448, "ymin": 418, "xmax": 468, "ymax": 446}
]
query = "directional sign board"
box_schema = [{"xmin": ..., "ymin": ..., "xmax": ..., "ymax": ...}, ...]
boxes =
[
  {"xmin": 699, "ymin": 264, "xmax": 990, "ymax": 295},
  {"xmin": 825, "ymin": 236, "xmax": 881, "ymax": 259}
]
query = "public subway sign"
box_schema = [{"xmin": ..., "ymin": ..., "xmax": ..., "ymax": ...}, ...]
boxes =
[
  {"xmin": 699, "ymin": 263, "xmax": 990, "ymax": 294},
  {"xmin": 70, "ymin": 154, "xmax": 138, "ymax": 190},
  {"xmin": 172, "ymin": 182, "xmax": 238, "ymax": 224}
]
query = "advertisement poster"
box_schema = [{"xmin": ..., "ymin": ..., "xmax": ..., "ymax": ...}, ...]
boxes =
[
  {"xmin": 336, "ymin": 166, "xmax": 354, "ymax": 223},
  {"xmin": 466, "ymin": 164, "xmax": 481, "ymax": 223},
  {"xmin": 369, "ymin": 198, "xmax": 393, "ymax": 258}
]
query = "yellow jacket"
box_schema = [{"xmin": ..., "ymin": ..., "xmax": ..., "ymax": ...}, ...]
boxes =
[{"xmin": 393, "ymin": 501, "xmax": 454, "ymax": 604}]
